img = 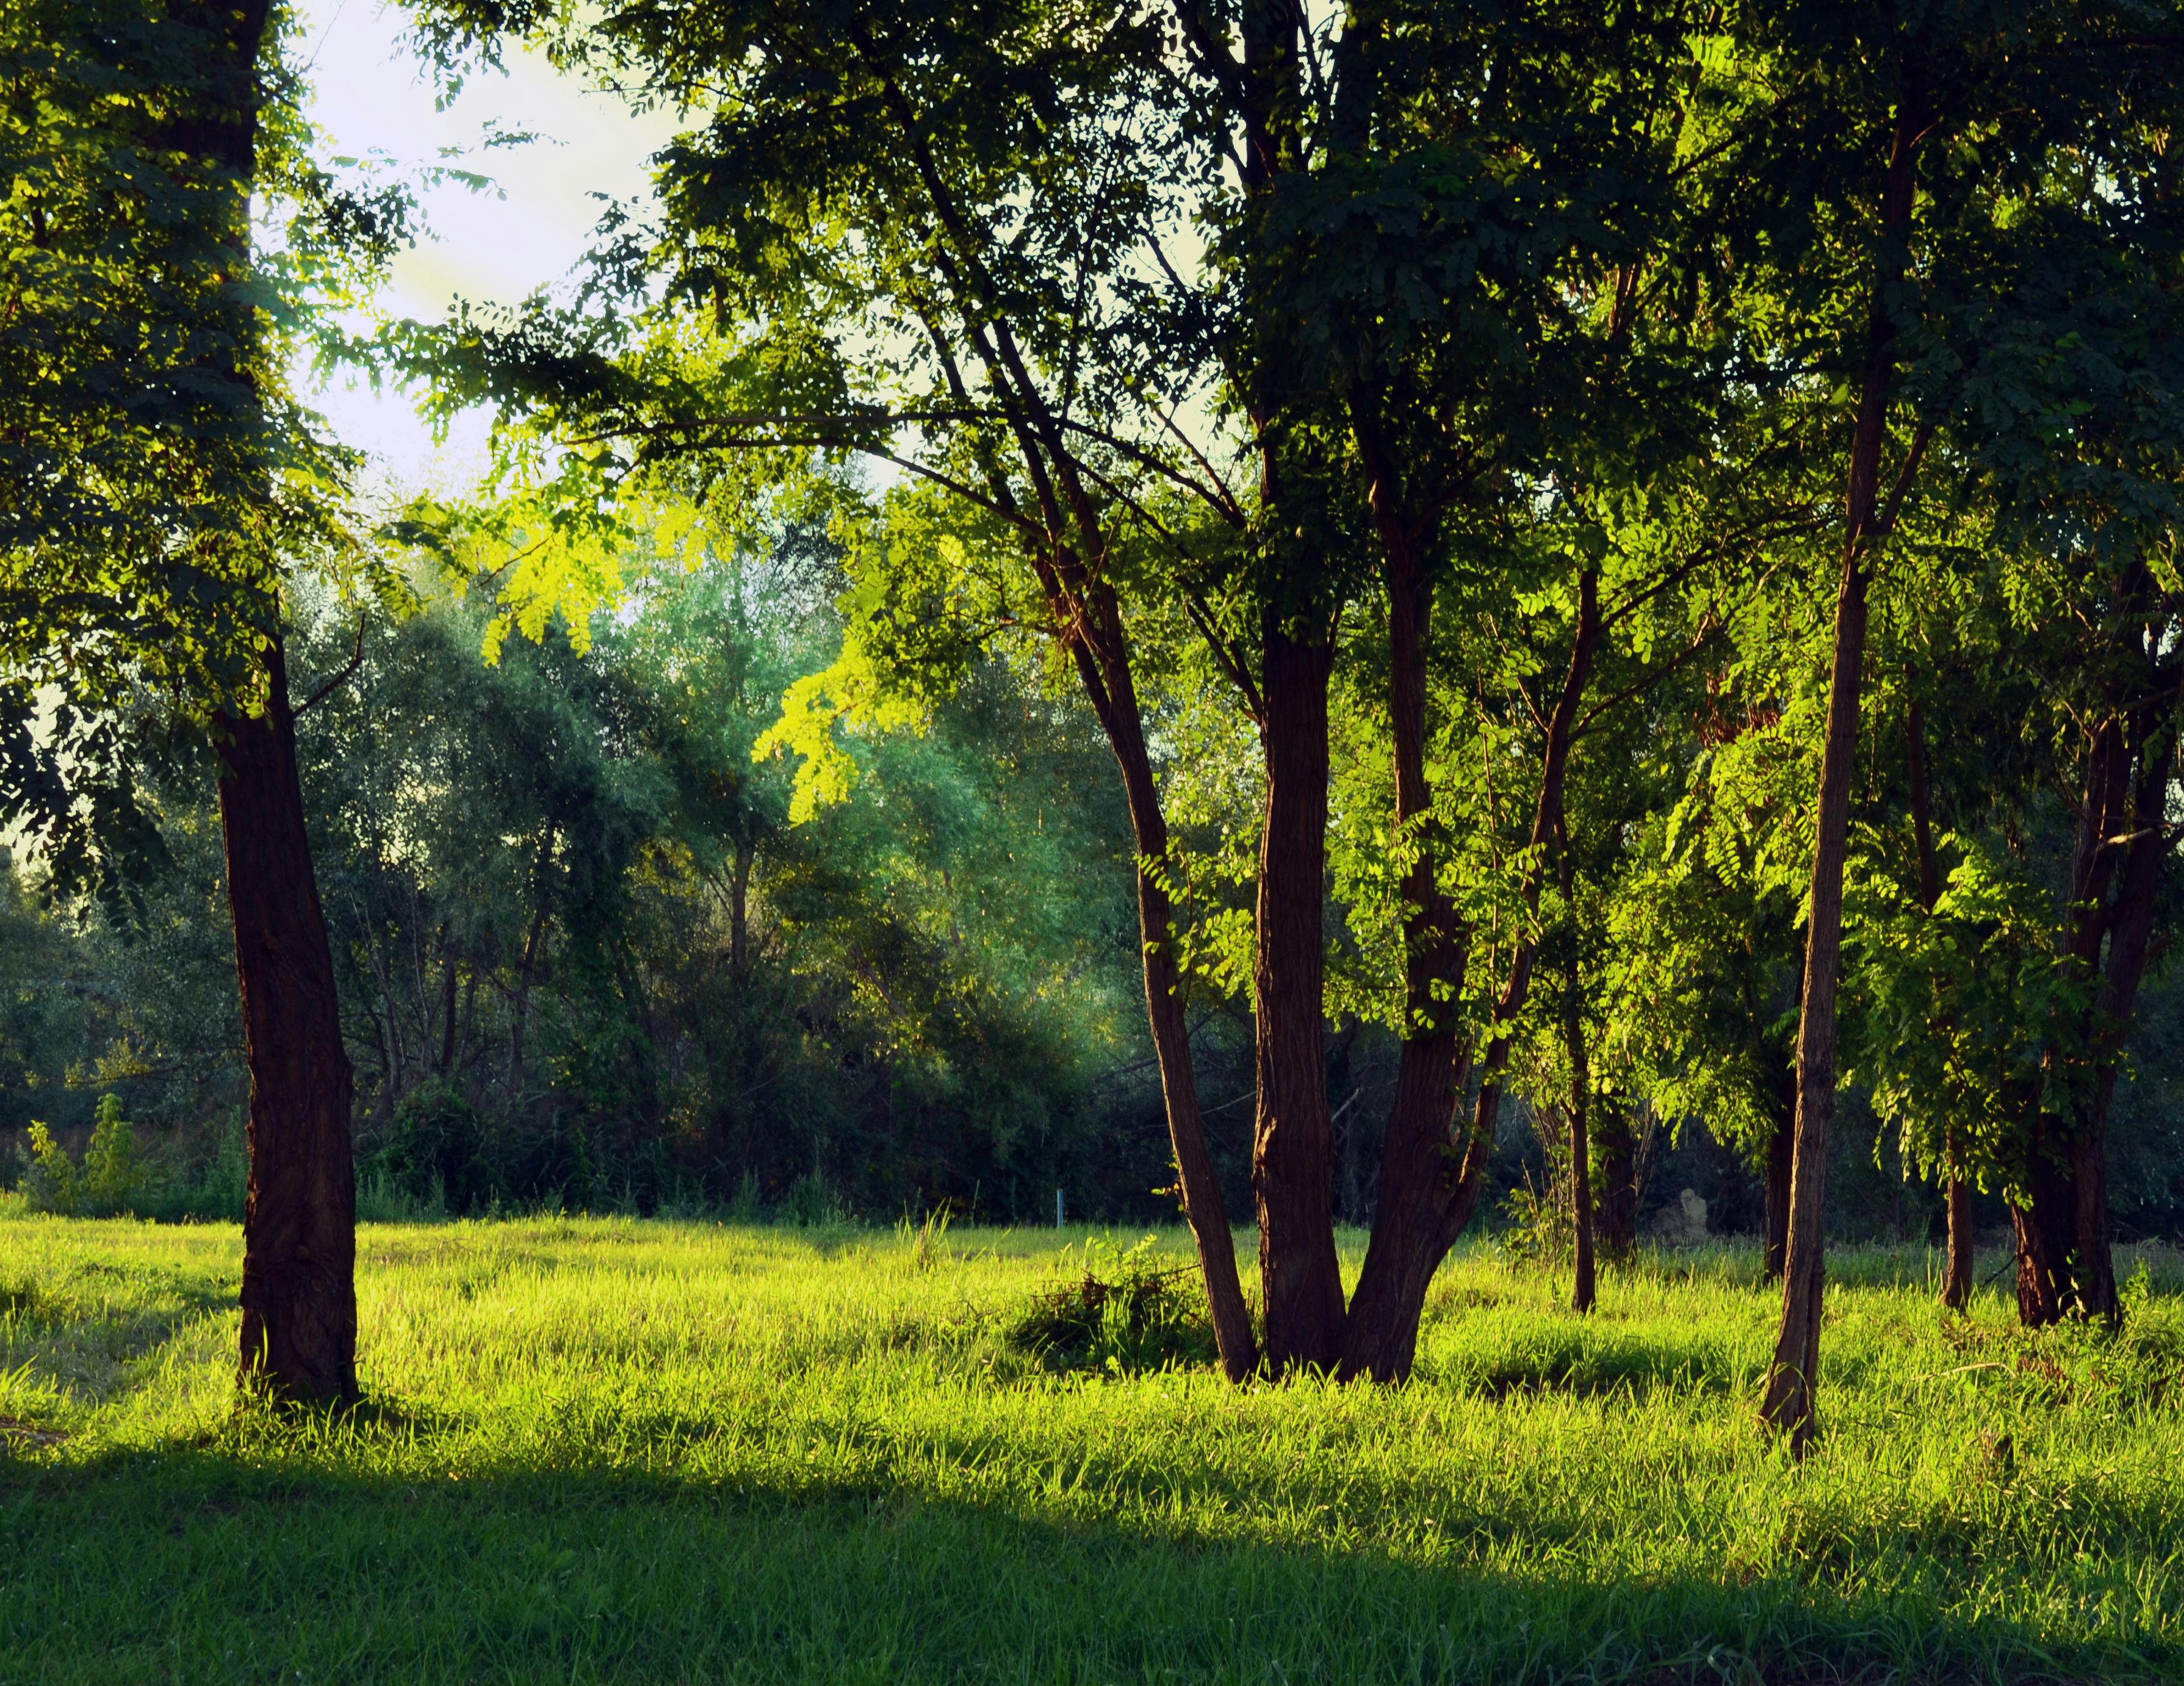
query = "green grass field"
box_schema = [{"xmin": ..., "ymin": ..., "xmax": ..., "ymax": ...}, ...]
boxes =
[{"xmin": 5, "ymin": 1204, "xmax": 2183, "ymax": 1682}]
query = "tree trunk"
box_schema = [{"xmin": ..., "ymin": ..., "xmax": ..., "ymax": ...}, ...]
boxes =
[
  {"xmin": 1253, "ymin": 618, "xmax": 1346, "ymax": 1374},
  {"xmin": 1762, "ymin": 1113, "xmax": 1793, "ymax": 1284},
  {"xmin": 1456, "ymin": 571, "xmax": 1603, "ymax": 1212},
  {"xmin": 2071, "ymin": 668, "xmax": 2179, "ymax": 1325},
  {"xmin": 2013, "ymin": 1150, "xmax": 2075, "ymax": 1327},
  {"xmin": 218, "ymin": 638, "xmax": 357, "ymax": 1404},
  {"xmin": 1102, "ymin": 669, "xmax": 1259, "ymax": 1378},
  {"xmin": 729, "ymin": 836, "xmax": 753, "ymax": 977},
  {"xmin": 1339, "ymin": 523, "xmax": 1470, "ymax": 1382},
  {"xmin": 1906, "ymin": 692, "xmax": 1973, "ymax": 1308},
  {"xmin": 507, "ymin": 825, "xmax": 556, "ymax": 1100},
  {"xmin": 2013, "ymin": 628, "xmax": 2143, "ymax": 1324},
  {"xmin": 1760, "ymin": 65, "xmax": 1926, "ymax": 1452},
  {"xmin": 1942, "ymin": 1169, "xmax": 1973, "ymax": 1310},
  {"xmin": 1566, "ymin": 973, "xmax": 1596, "ymax": 1315},
  {"xmin": 436, "ymin": 926, "xmax": 459, "ymax": 1078}
]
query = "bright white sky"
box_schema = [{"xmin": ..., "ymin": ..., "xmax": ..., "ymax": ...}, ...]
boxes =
[{"xmin": 289, "ymin": 0, "xmax": 677, "ymax": 493}]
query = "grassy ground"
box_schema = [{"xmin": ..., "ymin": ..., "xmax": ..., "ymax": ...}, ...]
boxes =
[{"xmin": 4, "ymin": 1203, "xmax": 2183, "ymax": 1683}]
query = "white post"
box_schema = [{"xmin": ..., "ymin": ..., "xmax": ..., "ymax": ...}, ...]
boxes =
[{"xmin": 1055, "ymin": 1187, "xmax": 1064, "ymax": 1228}]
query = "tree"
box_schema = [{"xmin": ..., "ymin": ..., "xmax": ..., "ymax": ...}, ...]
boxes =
[{"xmin": 0, "ymin": 0, "xmax": 406, "ymax": 1400}]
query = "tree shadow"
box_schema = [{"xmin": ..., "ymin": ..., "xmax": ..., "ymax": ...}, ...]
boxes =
[{"xmin": 1, "ymin": 1436, "xmax": 2168, "ymax": 1684}]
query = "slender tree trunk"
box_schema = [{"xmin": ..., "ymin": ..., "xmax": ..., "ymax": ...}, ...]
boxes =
[
  {"xmin": 506, "ymin": 826, "xmax": 556, "ymax": 1100},
  {"xmin": 1253, "ymin": 618, "xmax": 1346, "ymax": 1374},
  {"xmin": 218, "ymin": 638, "xmax": 357, "ymax": 1403},
  {"xmin": 1761, "ymin": 67, "xmax": 1926, "ymax": 1452},
  {"xmin": 169, "ymin": 0, "xmax": 355, "ymax": 1405},
  {"xmin": 1565, "ymin": 957, "xmax": 1596, "ymax": 1314},
  {"xmin": 1342, "ymin": 566, "xmax": 1601, "ymax": 1382},
  {"xmin": 729, "ymin": 837, "xmax": 753, "ymax": 977},
  {"xmin": 1340, "ymin": 522, "xmax": 1470, "ymax": 1382},
  {"xmin": 1458, "ymin": 571, "xmax": 1603, "ymax": 1216},
  {"xmin": 436, "ymin": 926, "xmax": 459, "ymax": 1078},
  {"xmin": 1101, "ymin": 659, "xmax": 1260, "ymax": 1380},
  {"xmin": 2016, "ymin": 654, "xmax": 2139, "ymax": 1322},
  {"xmin": 1906, "ymin": 693, "xmax": 1974, "ymax": 1308},
  {"xmin": 1762, "ymin": 1112, "xmax": 1793, "ymax": 1284},
  {"xmin": 2071, "ymin": 668, "xmax": 2179, "ymax": 1325}
]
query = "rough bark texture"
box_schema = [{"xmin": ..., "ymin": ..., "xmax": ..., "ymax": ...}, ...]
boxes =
[
  {"xmin": 218, "ymin": 639, "xmax": 358, "ymax": 1403},
  {"xmin": 1762, "ymin": 67, "xmax": 1925, "ymax": 1452},
  {"xmin": 1254, "ymin": 620, "xmax": 1346, "ymax": 1374},
  {"xmin": 1339, "ymin": 521, "xmax": 1469, "ymax": 1382}
]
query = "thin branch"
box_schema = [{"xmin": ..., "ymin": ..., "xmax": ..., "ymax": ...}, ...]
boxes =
[{"xmin": 293, "ymin": 616, "xmax": 367, "ymax": 715}]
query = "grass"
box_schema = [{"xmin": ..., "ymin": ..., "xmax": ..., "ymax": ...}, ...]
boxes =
[{"xmin": 4, "ymin": 1202, "xmax": 2183, "ymax": 1683}]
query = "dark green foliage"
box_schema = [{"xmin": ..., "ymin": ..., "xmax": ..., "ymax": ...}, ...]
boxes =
[{"xmin": 1009, "ymin": 1237, "xmax": 1217, "ymax": 1373}]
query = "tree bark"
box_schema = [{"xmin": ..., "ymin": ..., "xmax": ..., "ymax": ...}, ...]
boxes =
[
  {"xmin": 1762, "ymin": 65, "xmax": 1926, "ymax": 1452},
  {"xmin": 2069, "ymin": 650, "xmax": 2179, "ymax": 1325},
  {"xmin": 1339, "ymin": 516, "xmax": 1471, "ymax": 1382},
  {"xmin": 1565, "ymin": 950, "xmax": 1596, "ymax": 1315},
  {"xmin": 218, "ymin": 638, "xmax": 357, "ymax": 1403},
  {"xmin": 2016, "ymin": 629, "xmax": 2143, "ymax": 1324},
  {"xmin": 1090, "ymin": 605, "xmax": 1260, "ymax": 1380},
  {"xmin": 1253, "ymin": 618, "xmax": 1346, "ymax": 1374}
]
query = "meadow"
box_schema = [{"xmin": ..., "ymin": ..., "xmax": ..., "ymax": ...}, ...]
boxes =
[{"xmin": 4, "ymin": 1203, "xmax": 2183, "ymax": 1683}]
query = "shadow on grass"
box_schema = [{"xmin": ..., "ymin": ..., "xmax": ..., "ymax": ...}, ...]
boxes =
[{"xmin": 1, "ymin": 1436, "xmax": 2170, "ymax": 1685}]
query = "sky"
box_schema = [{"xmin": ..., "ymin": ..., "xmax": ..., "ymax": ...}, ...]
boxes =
[{"xmin": 289, "ymin": 0, "xmax": 677, "ymax": 492}]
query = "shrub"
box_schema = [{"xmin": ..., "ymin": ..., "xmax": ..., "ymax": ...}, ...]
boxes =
[
  {"xmin": 21, "ymin": 1121, "xmax": 81, "ymax": 1214},
  {"xmin": 1009, "ymin": 1236, "xmax": 1215, "ymax": 1372},
  {"xmin": 21, "ymin": 1095, "xmax": 154, "ymax": 1217}
]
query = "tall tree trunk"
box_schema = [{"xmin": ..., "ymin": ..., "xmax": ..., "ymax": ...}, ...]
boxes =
[
  {"xmin": 506, "ymin": 824, "xmax": 556, "ymax": 1101},
  {"xmin": 1761, "ymin": 66, "xmax": 1927, "ymax": 1451},
  {"xmin": 1762, "ymin": 1106, "xmax": 1793, "ymax": 1284},
  {"xmin": 2070, "ymin": 650, "xmax": 2179, "ymax": 1325},
  {"xmin": 1254, "ymin": 618, "xmax": 1346, "ymax": 1374},
  {"xmin": 1339, "ymin": 520, "xmax": 1470, "ymax": 1382},
  {"xmin": 436, "ymin": 925, "xmax": 459, "ymax": 1078},
  {"xmin": 1564, "ymin": 946, "xmax": 1596, "ymax": 1314},
  {"xmin": 1344, "ymin": 565, "xmax": 1601, "ymax": 1382},
  {"xmin": 1906, "ymin": 692, "xmax": 1973, "ymax": 1308},
  {"xmin": 1095, "ymin": 622, "xmax": 1260, "ymax": 1380},
  {"xmin": 2017, "ymin": 646, "xmax": 2139, "ymax": 1323},
  {"xmin": 729, "ymin": 836, "xmax": 754, "ymax": 977},
  {"xmin": 218, "ymin": 638, "xmax": 356, "ymax": 1403},
  {"xmin": 170, "ymin": 0, "xmax": 355, "ymax": 1405}
]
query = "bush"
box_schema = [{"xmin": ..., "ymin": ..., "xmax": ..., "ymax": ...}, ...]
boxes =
[
  {"xmin": 366, "ymin": 1084, "xmax": 494, "ymax": 1216},
  {"xmin": 1009, "ymin": 1236, "xmax": 1216, "ymax": 1372},
  {"xmin": 20, "ymin": 1095, "xmax": 154, "ymax": 1217}
]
